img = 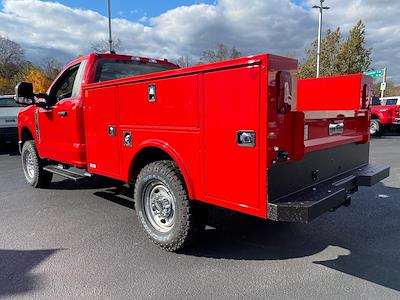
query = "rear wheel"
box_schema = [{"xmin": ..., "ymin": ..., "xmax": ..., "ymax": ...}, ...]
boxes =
[
  {"xmin": 370, "ymin": 119, "xmax": 382, "ymax": 136},
  {"xmin": 21, "ymin": 140, "xmax": 53, "ymax": 188},
  {"xmin": 134, "ymin": 160, "xmax": 204, "ymax": 252}
]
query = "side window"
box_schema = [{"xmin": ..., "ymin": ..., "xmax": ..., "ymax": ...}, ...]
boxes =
[{"xmin": 48, "ymin": 60, "xmax": 87, "ymax": 105}]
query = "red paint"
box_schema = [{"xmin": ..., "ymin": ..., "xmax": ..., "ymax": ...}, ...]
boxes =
[
  {"xmin": 297, "ymin": 74, "xmax": 370, "ymax": 111},
  {"xmin": 17, "ymin": 52, "xmax": 372, "ymax": 219},
  {"xmin": 297, "ymin": 74, "xmax": 371, "ymax": 152},
  {"xmin": 371, "ymin": 103, "xmax": 400, "ymax": 125}
]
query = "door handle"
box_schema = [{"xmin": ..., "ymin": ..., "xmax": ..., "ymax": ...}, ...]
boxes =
[{"xmin": 58, "ymin": 111, "xmax": 68, "ymax": 117}]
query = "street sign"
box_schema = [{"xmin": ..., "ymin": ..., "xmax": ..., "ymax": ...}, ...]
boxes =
[
  {"xmin": 364, "ymin": 69, "xmax": 383, "ymax": 78},
  {"xmin": 380, "ymin": 82, "xmax": 386, "ymax": 91}
]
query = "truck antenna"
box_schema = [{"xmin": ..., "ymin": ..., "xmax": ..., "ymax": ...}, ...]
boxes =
[{"xmin": 107, "ymin": 0, "xmax": 114, "ymax": 53}]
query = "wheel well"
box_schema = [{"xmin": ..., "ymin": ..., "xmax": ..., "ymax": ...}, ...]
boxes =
[
  {"xmin": 371, "ymin": 114, "xmax": 379, "ymax": 120},
  {"xmin": 129, "ymin": 147, "xmax": 174, "ymax": 184},
  {"xmin": 21, "ymin": 127, "xmax": 34, "ymax": 144}
]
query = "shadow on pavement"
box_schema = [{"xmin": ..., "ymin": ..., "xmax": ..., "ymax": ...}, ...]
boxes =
[
  {"xmin": 17, "ymin": 156, "xmax": 398, "ymax": 292},
  {"xmin": 93, "ymin": 186, "xmax": 134, "ymax": 209},
  {"xmin": 181, "ymin": 182, "xmax": 400, "ymax": 291},
  {"xmin": 0, "ymin": 249, "xmax": 62, "ymax": 297},
  {"xmin": 94, "ymin": 181, "xmax": 400, "ymax": 292}
]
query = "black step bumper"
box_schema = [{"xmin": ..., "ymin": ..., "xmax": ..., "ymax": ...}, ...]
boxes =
[{"xmin": 267, "ymin": 164, "xmax": 389, "ymax": 223}]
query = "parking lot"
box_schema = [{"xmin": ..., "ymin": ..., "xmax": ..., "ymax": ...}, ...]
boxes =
[{"xmin": 0, "ymin": 136, "xmax": 399, "ymax": 299}]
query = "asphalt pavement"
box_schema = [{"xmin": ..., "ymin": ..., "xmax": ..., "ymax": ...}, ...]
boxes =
[{"xmin": 0, "ymin": 137, "xmax": 399, "ymax": 299}]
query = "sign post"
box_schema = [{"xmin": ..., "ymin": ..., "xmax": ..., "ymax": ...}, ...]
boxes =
[
  {"xmin": 364, "ymin": 68, "xmax": 387, "ymax": 98},
  {"xmin": 380, "ymin": 68, "xmax": 387, "ymax": 98}
]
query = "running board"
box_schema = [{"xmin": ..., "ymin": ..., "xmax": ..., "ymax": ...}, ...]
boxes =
[{"xmin": 43, "ymin": 165, "xmax": 92, "ymax": 181}]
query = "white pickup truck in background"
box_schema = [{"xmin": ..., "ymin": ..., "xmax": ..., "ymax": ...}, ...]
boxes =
[{"xmin": 0, "ymin": 95, "xmax": 22, "ymax": 144}]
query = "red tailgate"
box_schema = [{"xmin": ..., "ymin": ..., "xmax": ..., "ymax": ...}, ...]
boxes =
[{"xmin": 297, "ymin": 74, "xmax": 372, "ymax": 152}]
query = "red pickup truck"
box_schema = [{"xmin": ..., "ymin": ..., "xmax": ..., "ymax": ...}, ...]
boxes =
[
  {"xmin": 15, "ymin": 52, "xmax": 389, "ymax": 251},
  {"xmin": 370, "ymin": 96, "xmax": 400, "ymax": 136}
]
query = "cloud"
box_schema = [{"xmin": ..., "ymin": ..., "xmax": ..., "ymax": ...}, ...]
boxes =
[
  {"xmin": 305, "ymin": 0, "xmax": 400, "ymax": 82},
  {"xmin": 0, "ymin": 0, "xmax": 398, "ymax": 82}
]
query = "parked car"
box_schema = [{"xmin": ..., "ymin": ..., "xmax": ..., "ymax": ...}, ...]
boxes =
[
  {"xmin": 0, "ymin": 95, "xmax": 23, "ymax": 143},
  {"xmin": 370, "ymin": 96, "xmax": 400, "ymax": 136}
]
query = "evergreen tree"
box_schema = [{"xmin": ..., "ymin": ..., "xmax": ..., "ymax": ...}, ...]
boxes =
[
  {"xmin": 299, "ymin": 28, "xmax": 342, "ymax": 78},
  {"xmin": 337, "ymin": 20, "xmax": 372, "ymax": 74},
  {"xmin": 299, "ymin": 20, "xmax": 372, "ymax": 79}
]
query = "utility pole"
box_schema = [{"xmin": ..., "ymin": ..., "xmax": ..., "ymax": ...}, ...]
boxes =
[
  {"xmin": 313, "ymin": 0, "xmax": 330, "ymax": 78},
  {"xmin": 380, "ymin": 67, "xmax": 387, "ymax": 98},
  {"xmin": 107, "ymin": 0, "xmax": 113, "ymax": 53}
]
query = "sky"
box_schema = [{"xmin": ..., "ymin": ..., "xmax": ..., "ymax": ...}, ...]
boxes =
[{"xmin": 0, "ymin": 0, "xmax": 399, "ymax": 83}]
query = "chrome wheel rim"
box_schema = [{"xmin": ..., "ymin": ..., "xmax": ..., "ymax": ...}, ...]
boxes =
[
  {"xmin": 143, "ymin": 181, "xmax": 176, "ymax": 233},
  {"xmin": 23, "ymin": 152, "xmax": 35, "ymax": 179},
  {"xmin": 370, "ymin": 121, "xmax": 377, "ymax": 135}
]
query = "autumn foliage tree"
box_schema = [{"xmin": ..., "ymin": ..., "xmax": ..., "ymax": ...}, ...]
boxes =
[{"xmin": 23, "ymin": 66, "xmax": 53, "ymax": 93}]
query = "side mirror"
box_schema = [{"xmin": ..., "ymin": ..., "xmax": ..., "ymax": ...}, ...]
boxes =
[{"xmin": 15, "ymin": 82, "xmax": 34, "ymax": 105}]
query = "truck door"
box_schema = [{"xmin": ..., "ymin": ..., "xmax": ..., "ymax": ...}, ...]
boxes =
[
  {"xmin": 203, "ymin": 65, "xmax": 261, "ymax": 209},
  {"xmin": 38, "ymin": 60, "xmax": 87, "ymax": 165}
]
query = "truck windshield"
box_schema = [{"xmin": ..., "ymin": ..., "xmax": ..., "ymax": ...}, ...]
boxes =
[
  {"xmin": 94, "ymin": 59, "xmax": 178, "ymax": 82},
  {"xmin": 0, "ymin": 97, "xmax": 23, "ymax": 107},
  {"xmin": 384, "ymin": 98, "xmax": 399, "ymax": 105}
]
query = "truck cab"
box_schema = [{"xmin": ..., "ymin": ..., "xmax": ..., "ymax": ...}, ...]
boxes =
[{"xmin": 17, "ymin": 53, "xmax": 178, "ymax": 166}]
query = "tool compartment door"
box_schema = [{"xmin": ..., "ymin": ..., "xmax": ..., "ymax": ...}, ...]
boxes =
[
  {"xmin": 203, "ymin": 65, "xmax": 261, "ymax": 209},
  {"xmin": 84, "ymin": 86, "xmax": 120, "ymax": 177}
]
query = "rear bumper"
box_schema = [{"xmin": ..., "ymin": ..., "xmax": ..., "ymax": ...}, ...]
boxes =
[{"xmin": 268, "ymin": 164, "xmax": 390, "ymax": 223}]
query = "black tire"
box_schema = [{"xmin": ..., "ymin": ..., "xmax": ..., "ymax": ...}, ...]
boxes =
[
  {"xmin": 134, "ymin": 160, "xmax": 204, "ymax": 252},
  {"xmin": 370, "ymin": 119, "xmax": 382, "ymax": 136},
  {"xmin": 21, "ymin": 140, "xmax": 53, "ymax": 188}
]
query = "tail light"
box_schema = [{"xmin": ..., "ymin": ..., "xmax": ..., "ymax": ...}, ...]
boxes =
[{"xmin": 276, "ymin": 71, "xmax": 292, "ymax": 114}]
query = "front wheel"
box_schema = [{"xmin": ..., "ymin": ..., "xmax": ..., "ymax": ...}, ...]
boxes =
[
  {"xmin": 134, "ymin": 160, "xmax": 204, "ymax": 252},
  {"xmin": 370, "ymin": 119, "xmax": 382, "ymax": 136},
  {"xmin": 21, "ymin": 140, "xmax": 53, "ymax": 188}
]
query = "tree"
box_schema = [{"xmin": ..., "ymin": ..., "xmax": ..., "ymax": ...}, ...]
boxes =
[
  {"xmin": 337, "ymin": 20, "xmax": 372, "ymax": 74},
  {"xmin": 200, "ymin": 44, "xmax": 242, "ymax": 63},
  {"xmin": 0, "ymin": 36, "xmax": 26, "ymax": 79},
  {"xmin": 24, "ymin": 66, "xmax": 52, "ymax": 93},
  {"xmin": 0, "ymin": 36, "xmax": 27, "ymax": 94},
  {"xmin": 373, "ymin": 81, "xmax": 400, "ymax": 97},
  {"xmin": 41, "ymin": 58, "xmax": 63, "ymax": 82},
  {"xmin": 299, "ymin": 28, "xmax": 343, "ymax": 78},
  {"xmin": 0, "ymin": 77, "xmax": 11, "ymax": 95},
  {"xmin": 299, "ymin": 20, "xmax": 372, "ymax": 79},
  {"xmin": 175, "ymin": 55, "xmax": 194, "ymax": 68},
  {"xmin": 90, "ymin": 38, "xmax": 123, "ymax": 53}
]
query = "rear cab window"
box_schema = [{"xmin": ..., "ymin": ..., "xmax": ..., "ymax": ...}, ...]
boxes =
[{"xmin": 94, "ymin": 59, "xmax": 178, "ymax": 82}]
